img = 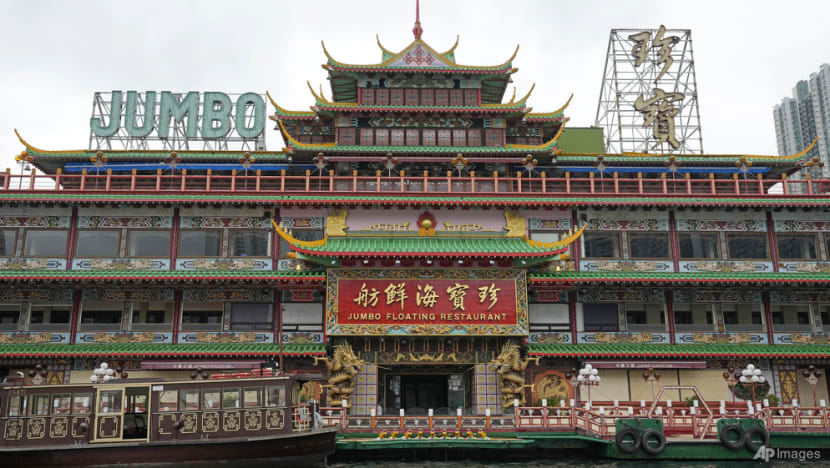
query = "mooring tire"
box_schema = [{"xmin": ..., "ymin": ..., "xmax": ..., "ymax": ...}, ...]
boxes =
[
  {"xmin": 719, "ymin": 424, "xmax": 745, "ymax": 449},
  {"xmin": 744, "ymin": 427, "xmax": 769, "ymax": 453},
  {"xmin": 615, "ymin": 427, "xmax": 641, "ymax": 454},
  {"xmin": 640, "ymin": 428, "xmax": 666, "ymax": 455}
]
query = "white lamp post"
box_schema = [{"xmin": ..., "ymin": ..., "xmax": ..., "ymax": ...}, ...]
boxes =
[
  {"xmin": 576, "ymin": 363, "xmax": 601, "ymax": 406},
  {"xmin": 738, "ymin": 363, "xmax": 766, "ymax": 406}
]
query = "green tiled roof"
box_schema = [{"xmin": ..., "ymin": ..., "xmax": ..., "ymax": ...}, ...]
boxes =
[
  {"xmin": 0, "ymin": 270, "xmax": 325, "ymax": 282},
  {"xmin": 529, "ymin": 271, "xmax": 830, "ymax": 284},
  {"xmin": 0, "ymin": 343, "xmax": 326, "ymax": 357},
  {"xmin": 314, "ymin": 103, "xmax": 527, "ymax": 113},
  {"xmin": 526, "ymin": 344, "xmax": 830, "ymax": 358},
  {"xmin": 26, "ymin": 149, "xmax": 288, "ymax": 162},
  {"xmin": 291, "ymin": 236, "xmax": 567, "ymax": 258},
  {"xmin": 285, "ymin": 143, "xmax": 557, "ymax": 154},
  {"xmin": 557, "ymin": 154, "xmax": 804, "ymax": 165},
  {"xmin": 0, "ymin": 193, "xmax": 828, "ymax": 209}
]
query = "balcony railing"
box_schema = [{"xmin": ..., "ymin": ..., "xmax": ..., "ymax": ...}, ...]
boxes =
[{"xmin": 2, "ymin": 168, "xmax": 829, "ymax": 197}]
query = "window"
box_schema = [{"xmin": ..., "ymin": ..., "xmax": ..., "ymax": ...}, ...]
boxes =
[
  {"xmin": 485, "ymin": 129, "xmax": 502, "ymax": 147},
  {"xmin": 771, "ymin": 304, "xmax": 812, "ymax": 328},
  {"xmin": 726, "ymin": 233, "xmax": 768, "ymax": 259},
  {"xmin": 230, "ymin": 303, "xmax": 273, "ymax": 330},
  {"xmin": 181, "ymin": 302, "xmax": 223, "ymax": 331},
  {"xmin": 390, "ymin": 129, "xmax": 404, "ymax": 146},
  {"xmin": 230, "ymin": 231, "xmax": 270, "ymax": 257},
  {"xmin": 7, "ymin": 395, "xmax": 24, "ymax": 417},
  {"xmin": 722, "ymin": 303, "xmax": 763, "ymax": 331},
  {"xmin": 390, "ymin": 89, "xmax": 404, "ymax": 106},
  {"xmin": 24, "ymin": 230, "xmax": 68, "ymax": 257},
  {"xmin": 0, "ymin": 229, "xmax": 16, "ymax": 256},
  {"xmin": 80, "ymin": 302, "xmax": 123, "ymax": 331},
  {"xmin": 203, "ymin": 389, "xmax": 221, "ymax": 410},
  {"xmin": 464, "ymin": 90, "xmax": 479, "ymax": 106},
  {"xmin": 359, "ymin": 128, "xmax": 374, "ymax": 146},
  {"xmin": 435, "ymin": 89, "xmax": 449, "ymax": 106},
  {"xmin": 72, "ymin": 393, "xmax": 92, "ymax": 414},
  {"xmin": 244, "ymin": 387, "xmax": 261, "ymax": 408},
  {"xmin": 673, "ymin": 303, "xmax": 714, "ymax": 326},
  {"xmin": 826, "ymin": 235, "xmax": 830, "ymax": 261},
  {"xmin": 822, "ymin": 305, "xmax": 830, "ymax": 331},
  {"xmin": 528, "ymin": 303, "xmax": 569, "ymax": 331},
  {"xmin": 223, "ymin": 388, "xmax": 241, "ymax": 409},
  {"xmin": 468, "ymin": 129, "xmax": 481, "ymax": 147},
  {"xmin": 375, "ymin": 89, "xmax": 389, "ymax": 106},
  {"xmin": 625, "ymin": 303, "xmax": 665, "ymax": 325},
  {"xmin": 422, "ymin": 130, "xmax": 436, "ymax": 146},
  {"xmin": 131, "ymin": 301, "xmax": 174, "ymax": 330},
  {"xmin": 437, "ymin": 130, "xmax": 451, "ymax": 146},
  {"xmin": 52, "ymin": 394, "xmax": 71, "ymax": 415},
  {"xmin": 30, "ymin": 394, "xmax": 50, "ymax": 416},
  {"xmin": 159, "ymin": 390, "xmax": 178, "ymax": 411},
  {"xmin": 375, "ymin": 129, "xmax": 389, "ymax": 146},
  {"xmin": 0, "ymin": 304, "xmax": 20, "ymax": 330},
  {"xmin": 361, "ymin": 88, "xmax": 374, "ymax": 106},
  {"xmin": 449, "ymin": 89, "xmax": 464, "ymax": 106},
  {"xmin": 99, "ymin": 390, "xmax": 122, "ymax": 414},
  {"xmin": 582, "ymin": 303, "xmax": 619, "ymax": 332},
  {"xmin": 180, "ymin": 389, "xmax": 200, "ymax": 411},
  {"xmin": 75, "ymin": 230, "xmax": 119, "ymax": 257},
  {"xmin": 420, "ymin": 89, "xmax": 434, "ymax": 106},
  {"xmin": 406, "ymin": 129, "xmax": 419, "ymax": 146},
  {"xmin": 452, "ymin": 129, "xmax": 466, "ymax": 146},
  {"xmin": 282, "ymin": 303, "xmax": 324, "ymax": 331},
  {"xmin": 29, "ymin": 303, "xmax": 71, "ymax": 330},
  {"xmin": 128, "ymin": 231, "xmax": 171, "ymax": 257},
  {"xmin": 265, "ymin": 386, "xmax": 286, "ymax": 407},
  {"xmin": 178, "ymin": 230, "xmax": 221, "ymax": 257},
  {"xmin": 583, "ymin": 232, "xmax": 621, "ymax": 258},
  {"xmin": 777, "ymin": 234, "xmax": 817, "ymax": 260},
  {"xmin": 279, "ymin": 229, "xmax": 323, "ymax": 258},
  {"xmin": 405, "ymin": 89, "xmax": 419, "ymax": 105},
  {"xmin": 678, "ymin": 233, "xmax": 720, "ymax": 259},
  {"xmin": 629, "ymin": 233, "xmax": 670, "ymax": 259}
]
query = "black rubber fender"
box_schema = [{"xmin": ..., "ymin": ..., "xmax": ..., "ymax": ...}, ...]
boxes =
[
  {"xmin": 615, "ymin": 426, "xmax": 641, "ymax": 454},
  {"xmin": 719, "ymin": 423, "xmax": 745, "ymax": 449},
  {"xmin": 640, "ymin": 428, "xmax": 666, "ymax": 455},
  {"xmin": 744, "ymin": 426, "xmax": 770, "ymax": 453}
]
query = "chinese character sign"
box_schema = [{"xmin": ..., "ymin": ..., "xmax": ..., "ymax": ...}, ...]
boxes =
[
  {"xmin": 634, "ymin": 88, "xmax": 684, "ymax": 150},
  {"xmin": 628, "ymin": 25, "xmax": 679, "ymax": 81},
  {"xmin": 339, "ymin": 279, "xmax": 516, "ymax": 325}
]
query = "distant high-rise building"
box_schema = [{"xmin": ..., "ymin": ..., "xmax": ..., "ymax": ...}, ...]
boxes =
[{"xmin": 773, "ymin": 64, "xmax": 830, "ymax": 177}]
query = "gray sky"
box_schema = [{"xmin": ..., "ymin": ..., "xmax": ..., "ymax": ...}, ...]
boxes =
[{"xmin": 1, "ymin": 0, "xmax": 829, "ymax": 170}]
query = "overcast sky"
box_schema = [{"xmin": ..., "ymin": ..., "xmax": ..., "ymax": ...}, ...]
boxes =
[{"xmin": 1, "ymin": 0, "xmax": 829, "ymax": 170}]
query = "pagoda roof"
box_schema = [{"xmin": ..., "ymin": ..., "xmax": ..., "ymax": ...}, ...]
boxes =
[
  {"xmin": 529, "ymin": 270, "xmax": 830, "ymax": 286},
  {"xmin": 526, "ymin": 343, "xmax": 830, "ymax": 359},
  {"xmin": 0, "ymin": 343, "xmax": 326, "ymax": 358},
  {"xmin": 277, "ymin": 120, "xmax": 564, "ymax": 155},
  {"xmin": 0, "ymin": 269, "xmax": 324, "ymax": 284},
  {"xmin": 272, "ymin": 216, "xmax": 585, "ymax": 265}
]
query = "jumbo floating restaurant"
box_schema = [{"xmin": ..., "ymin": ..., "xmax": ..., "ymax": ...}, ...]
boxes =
[{"xmin": 2, "ymin": 4, "xmax": 830, "ymax": 462}]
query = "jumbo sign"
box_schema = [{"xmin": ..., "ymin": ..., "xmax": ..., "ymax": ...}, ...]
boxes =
[
  {"xmin": 326, "ymin": 269, "xmax": 529, "ymax": 336},
  {"xmin": 89, "ymin": 91, "xmax": 265, "ymax": 139}
]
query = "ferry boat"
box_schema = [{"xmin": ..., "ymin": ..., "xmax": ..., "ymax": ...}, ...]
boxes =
[{"xmin": 0, "ymin": 372, "xmax": 336, "ymax": 467}]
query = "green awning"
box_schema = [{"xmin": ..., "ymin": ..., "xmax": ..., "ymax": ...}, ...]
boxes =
[
  {"xmin": 529, "ymin": 271, "xmax": 830, "ymax": 284},
  {"xmin": 0, "ymin": 343, "xmax": 326, "ymax": 358},
  {"xmin": 527, "ymin": 343, "xmax": 830, "ymax": 359},
  {"xmin": 293, "ymin": 236, "xmax": 567, "ymax": 258}
]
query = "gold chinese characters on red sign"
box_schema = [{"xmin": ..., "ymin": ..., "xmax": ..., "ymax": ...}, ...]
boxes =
[{"xmin": 326, "ymin": 269, "xmax": 528, "ymax": 336}]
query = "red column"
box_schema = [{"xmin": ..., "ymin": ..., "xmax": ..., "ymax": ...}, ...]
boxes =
[
  {"xmin": 762, "ymin": 291, "xmax": 774, "ymax": 345},
  {"xmin": 69, "ymin": 290, "xmax": 81, "ymax": 344},
  {"xmin": 668, "ymin": 210, "xmax": 680, "ymax": 272},
  {"xmin": 568, "ymin": 292, "xmax": 578, "ymax": 345},
  {"xmin": 170, "ymin": 207, "xmax": 180, "ymax": 271},
  {"xmin": 172, "ymin": 290, "xmax": 183, "ymax": 344},
  {"xmin": 665, "ymin": 290, "xmax": 676, "ymax": 344},
  {"xmin": 570, "ymin": 210, "xmax": 581, "ymax": 271},
  {"xmin": 65, "ymin": 206, "xmax": 78, "ymax": 270},
  {"xmin": 766, "ymin": 211, "xmax": 779, "ymax": 273}
]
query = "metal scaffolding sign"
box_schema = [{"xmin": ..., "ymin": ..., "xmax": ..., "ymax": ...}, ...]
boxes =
[
  {"xmin": 595, "ymin": 26, "xmax": 704, "ymax": 154},
  {"xmin": 88, "ymin": 91, "xmax": 267, "ymax": 151}
]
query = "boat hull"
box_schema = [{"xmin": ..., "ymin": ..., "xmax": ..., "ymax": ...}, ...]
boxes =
[{"xmin": 1, "ymin": 428, "xmax": 337, "ymax": 468}]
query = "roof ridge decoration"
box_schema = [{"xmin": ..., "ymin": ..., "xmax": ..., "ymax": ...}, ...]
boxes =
[
  {"xmin": 525, "ymin": 222, "xmax": 587, "ymax": 251},
  {"xmin": 15, "ymin": 129, "xmax": 85, "ymax": 155},
  {"xmin": 321, "ymin": 38, "xmax": 519, "ymax": 71},
  {"xmin": 277, "ymin": 120, "xmax": 336, "ymax": 149},
  {"xmin": 525, "ymin": 93, "xmax": 574, "ymax": 120},
  {"xmin": 266, "ymin": 91, "xmax": 316, "ymax": 118},
  {"xmin": 559, "ymin": 136, "xmax": 819, "ymax": 161}
]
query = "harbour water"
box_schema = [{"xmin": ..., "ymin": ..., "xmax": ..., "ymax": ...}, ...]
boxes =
[{"xmin": 329, "ymin": 459, "xmax": 826, "ymax": 467}]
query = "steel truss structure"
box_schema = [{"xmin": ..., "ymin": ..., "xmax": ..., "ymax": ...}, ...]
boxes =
[
  {"xmin": 88, "ymin": 92, "xmax": 267, "ymax": 151},
  {"xmin": 595, "ymin": 27, "xmax": 704, "ymax": 154}
]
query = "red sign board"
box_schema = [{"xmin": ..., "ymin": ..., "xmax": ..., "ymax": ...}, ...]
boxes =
[{"xmin": 327, "ymin": 269, "xmax": 528, "ymax": 336}]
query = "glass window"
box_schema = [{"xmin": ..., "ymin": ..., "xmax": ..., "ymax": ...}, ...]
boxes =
[
  {"xmin": 29, "ymin": 303, "xmax": 71, "ymax": 330},
  {"xmin": 279, "ymin": 230, "xmax": 323, "ymax": 258},
  {"xmin": 0, "ymin": 304, "xmax": 20, "ymax": 330},
  {"xmin": 24, "ymin": 230, "xmax": 68, "ymax": 257},
  {"xmin": 777, "ymin": 234, "xmax": 817, "ymax": 260},
  {"xmin": 673, "ymin": 303, "xmax": 714, "ymax": 325},
  {"xmin": 75, "ymin": 230, "xmax": 119, "ymax": 257},
  {"xmin": 178, "ymin": 230, "xmax": 221, "ymax": 257},
  {"xmin": 529, "ymin": 303, "xmax": 570, "ymax": 331},
  {"xmin": 771, "ymin": 304, "xmax": 812, "ymax": 325},
  {"xmin": 265, "ymin": 386, "xmax": 286, "ymax": 407},
  {"xmin": 72, "ymin": 393, "xmax": 92, "ymax": 414},
  {"xmin": 678, "ymin": 233, "xmax": 720, "ymax": 259},
  {"xmin": 30, "ymin": 394, "xmax": 50, "ymax": 416},
  {"xmin": 282, "ymin": 303, "xmax": 324, "ymax": 332},
  {"xmin": 223, "ymin": 388, "xmax": 241, "ymax": 409},
  {"xmin": 437, "ymin": 130, "xmax": 451, "ymax": 146},
  {"xmin": 131, "ymin": 301, "xmax": 174, "ymax": 327},
  {"xmin": 128, "ymin": 230, "xmax": 171, "ymax": 257},
  {"xmin": 422, "ymin": 130, "xmax": 436, "ymax": 146},
  {"xmin": 821, "ymin": 305, "xmax": 830, "ymax": 330},
  {"xmin": 180, "ymin": 389, "xmax": 200, "ymax": 411},
  {"xmin": 181, "ymin": 302, "xmax": 223, "ymax": 331},
  {"xmin": 8, "ymin": 394, "xmax": 25, "ymax": 417},
  {"xmin": 0, "ymin": 229, "xmax": 16, "ymax": 256},
  {"xmin": 582, "ymin": 303, "xmax": 619, "ymax": 332},
  {"xmin": 625, "ymin": 303, "xmax": 665, "ymax": 324},
  {"xmin": 98, "ymin": 390, "xmax": 122, "ymax": 414},
  {"xmin": 244, "ymin": 387, "xmax": 261, "ymax": 408},
  {"xmin": 726, "ymin": 233, "xmax": 768, "ymax": 259},
  {"xmin": 230, "ymin": 231, "xmax": 270, "ymax": 257},
  {"xmin": 583, "ymin": 232, "xmax": 620, "ymax": 258},
  {"xmin": 722, "ymin": 303, "xmax": 763, "ymax": 326},
  {"xmin": 203, "ymin": 389, "xmax": 221, "ymax": 410},
  {"xmin": 230, "ymin": 303, "xmax": 272, "ymax": 330},
  {"xmin": 629, "ymin": 232, "xmax": 670, "ymax": 259},
  {"xmin": 52, "ymin": 393, "xmax": 71, "ymax": 415},
  {"xmin": 826, "ymin": 235, "xmax": 830, "ymax": 261},
  {"xmin": 159, "ymin": 390, "xmax": 178, "ymax": 411},
  {"xmin": 80, "ymin": 302, "xmax": 123, "ymax": 330}
]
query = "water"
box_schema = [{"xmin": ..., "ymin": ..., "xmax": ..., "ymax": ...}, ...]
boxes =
[{"xmin": 329, "ymin": 458, "xmax": 829, "ymax": 467}]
